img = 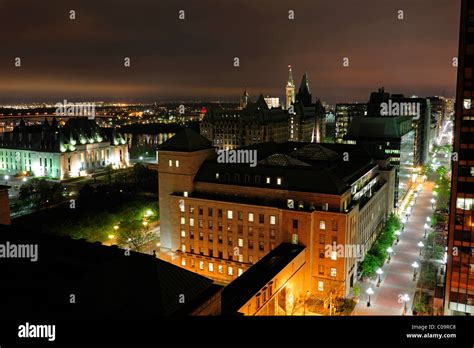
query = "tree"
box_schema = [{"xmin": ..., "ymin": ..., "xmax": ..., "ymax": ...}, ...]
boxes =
[{"xmin": 116, "ymin": 219, "xmax": 156, "ymax": 252}]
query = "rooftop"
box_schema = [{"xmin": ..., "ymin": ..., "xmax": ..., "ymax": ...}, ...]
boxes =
[{"xmin": 158, "ymin": 128, "xmax": 212, "ymax": 152}]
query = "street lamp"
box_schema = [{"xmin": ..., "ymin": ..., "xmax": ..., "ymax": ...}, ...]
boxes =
[
  {"xmin": 423, "ymin": 223, "xmax": 429, "ymax": 238},
  {"xmin": 376, "ymin": 268, "xmax": 384, "ymax": 287},
  {"xmin": 366, "ymin": 287, "xmax": 374, "ymax": 307},
  {"xmin": 387, "ymin": 247, "xmax": 393, "ymax": 263},
  {"xmin": 108, "ymin": 234, "xmax": 115, "ymax": 240},
  {"xmin": 430, "ymin": 198, "xmax": 435, "ymax": 209},
  {"xmin": 418, "ymin": 241, "xmax": 424, "ymax": 256},
  {"xmin": 412, "ymin": 261, "xmax": 419, "ymax": 280},
  {"xmin": 142, "ymin": 221, "xmax": 149, "ymax": 227},
  {"xmin": 3, "ymin": 175, "xmax": 9, "ymax": 183},
  {"xmin": 113, "ymin": 225, "xmax": 119, "ymax": 231},
  {"xmin": 401, "ymin": 293, "xmax": 410, "ymax": 315},
  {"xmin": 395, "ymin": 230, "xmax": 401, "ymax": 244},
  {"xmin": 401, "ymin": 217, "xmax": 407, "ymax": 231}
]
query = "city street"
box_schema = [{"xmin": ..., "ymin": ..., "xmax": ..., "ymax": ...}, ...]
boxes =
[{"xmin": 353, "ymin": 181, "xmax": 434, "ymax": 315}]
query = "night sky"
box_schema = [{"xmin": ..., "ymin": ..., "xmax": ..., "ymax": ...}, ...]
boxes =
[{"xmin": 0, "ymin": 0, "xmax": 461, "ymax": 104}]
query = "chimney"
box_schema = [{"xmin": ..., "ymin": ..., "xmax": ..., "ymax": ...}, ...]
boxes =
[{"xmin": 0, "ymin": 185, "xmax": 11, "ymax": 225}]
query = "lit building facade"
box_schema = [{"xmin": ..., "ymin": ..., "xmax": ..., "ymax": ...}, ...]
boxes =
[
  {"xmin": 334, "ymin": 103, "xmax": 368, "ymax": 143},
  {"xmin": 157, "ymin": 129, "xmax": 395, "ymax": 306},
  {"xmin": 444, "ymin": 0, "xmax": 474, "ymax": 315},
  {"xmin": 0, "ymin": 118, "xmax": 129, "ymax": 179}
]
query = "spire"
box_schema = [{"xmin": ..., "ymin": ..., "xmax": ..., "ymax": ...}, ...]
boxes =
[
  {"xmin": 299, "ymin": 72, "xmax": 310, "ymax": 95},
  {"xmin": 287, "ymin": 65, "xmax": 294, "ymax": 87},
  {"xmin": 243, "ymin": 88, "xmax": 249, "ymax": 97}
]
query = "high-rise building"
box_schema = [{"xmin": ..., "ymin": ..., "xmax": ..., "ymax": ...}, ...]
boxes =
[
  {"xmin": 334, "ymin": 103, "xmax": 368, "ymax": 143},
  {"xmin": 444, "ymin": 0, "xmax": 474, "ymax": 315},
  {"xmin": 157, "ymin": 129, "xmax": 395, "ymax": 305},
  {"xmin": 285, "ymin": 65, "xmax": 295, "ymax": 110}
]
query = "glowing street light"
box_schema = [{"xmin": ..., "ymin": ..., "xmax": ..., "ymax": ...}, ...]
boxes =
[
  {"xmin": 142, "ymin": 221, "xmax": 149, "ymax": 227},
  {"xmin": 366, "ymin": 287, "xmax": 374, "ymax": 307},
  {"xmin": 3, "ymin": 175, "xmax": 9, "ymax": 182},
  {"xmin": 423, "ymin": 223, "xmax": 429, "ymax": 238},
  {"xmin": 430, "ymin": 198, "xmax": 436, "ymax": 209},
  {"xmin": 376, "ymin": 268, "xmax": 384, "ymax": 287},
  {"xmin": 387, "ymin": 247, "xmax": 393, "ymax": 263},
  {"xmin": 113, "ymin": 225, "xmax": 119, "ymax": 231},
  {"xmin": 412, "ymin": 261, "xmax": 419, "ymax": 280},
  {"xmin": 401, "ymin": 293, "xmax": 410, "ymax": 315},
  {"xmin": 418, "ymin": 241, "xmax": 424, "ymax": 256},
  {"xmin": 108, "ymin": 234, "xmax": 115, "ymax": 240},
  {"xmin": 145, "ymin": 209, "xmax": 153, "ymax": 217}
]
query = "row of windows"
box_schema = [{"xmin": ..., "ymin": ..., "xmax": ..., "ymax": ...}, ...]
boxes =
[
  {"xmin": 181, "ymin": 244, "xmax": 273, "ymax": 261},
  {"xmin": 215, "ymin": 172, "xmax": 282, "ymax": 185},
  {"xmin": 318, "ymin": 265, "xmax": 337, "ymax": 277},
  {"xmin": 181, "ymin": 258, "xmax": 244, "ymax": 276},
  {"xmin": 182, "ymin": 229, "xmax": 277, "ymax": 241},
  {"xmin": 180, "ymin": 208, "xmax": 278, "ymax": 225}
]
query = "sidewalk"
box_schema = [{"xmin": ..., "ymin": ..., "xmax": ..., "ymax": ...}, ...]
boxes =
[{"xmin": 353, "ymin": 181, "xmax": 434, "ymax": 315}]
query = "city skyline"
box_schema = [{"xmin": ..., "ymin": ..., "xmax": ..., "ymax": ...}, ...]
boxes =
[{"xmin": 0, "ymin": 0, "xmax": 460, "ymax": 104}]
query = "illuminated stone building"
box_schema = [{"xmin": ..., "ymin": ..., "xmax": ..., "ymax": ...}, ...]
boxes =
[
  {"xmin": 158, "ymin": 128, "xmax": 394, "ymax": 306},
  {"xmin": 0, "ymin": 118, "xmax": 129, "ymax": 179}
]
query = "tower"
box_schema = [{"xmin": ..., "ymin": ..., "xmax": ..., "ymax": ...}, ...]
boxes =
[
  {"xmin": 285, "ymin": 65, "xmax": 295, "ymax": 110},
  {"xmin": 296, "ymin": 72, "xmax": 312, "ymax": 106},
  {"xmin": 239, "ymin": 89, "xmax": 250, "ymax": 110}
]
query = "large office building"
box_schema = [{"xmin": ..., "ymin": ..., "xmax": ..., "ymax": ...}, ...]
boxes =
[
  {"xmin": 444, "ymin": 0, "xmax": 474, "ymax": 315},
  {"xmin": 157, "ymin": 128, "xmax": 395, "ymax": 307},
  {"xmin": 334, "ymin": 103, "xmax": 368, "ymax": 143},
  {"xmin": 0, "ymin": 118, "xmax": 129, "ymax": 179},
  {"xmin": 345, "ymin": 116, "xmax": 415, "ymax": 208},
  {"xmin": 200, "ymin": 68, "xmax": 325, "ymax": 150}
]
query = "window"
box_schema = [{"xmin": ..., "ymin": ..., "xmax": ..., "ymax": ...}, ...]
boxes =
[
  {"xmin": 179, "ymin": 201, "xmax": 185, "ymax": 213},
  {"xmin": 248, "ymin": 226, "xmax": 253, "ymax": 235},
  {"xmin": 168, "ymin": 160, "xmax": 172, "ymax": 167},
  {"xmin": 319, "ymin": 248, "xmax": 325, "ymax": 258},
  {"xmin": 198, "ymin": 207, "xmax": 203, "ymax": 215},
  {"xmin": 238, "ymin": 238, "xmax": 243, "ymax": 247},
  {"xmin": 227, "ymin": 210, "xmax": 233, "ymax": 219},
  {"xmin": 175, "ymin": 160, "xmax": 179, "ymax": 167},
  {"xmin": 259, "ymin": 214, "xmax": 264, "ymax": 224},
  {"xmin": 464, "ymin": 98, "xmax": 471, "ymax": 109},
  {"xmin": 198, "ymin": 219, "xmax": 203, "ymax": 228},
  {"xmin": 208, "ymin": 249, "xmax": 213, "ymax": 257},
  {"xmin": 218, "ymin": 222, "xmax": 223, "ymax": 231},
  {"xmin": 248, "ymin": 240, "xmax": 254, "ymax": 249},
  {"xmin": 238, "ymin": 268, "xmax": 243, "ymax": 276},
  {"xmin": 292, "ymin": 219, "xmax": 298, "ymax": 229},
  {"xmin": 218, "ymin": 234, "xmax": 223, "ymax": 244},
  {"xmin": 209, "ymin": 234, "xmax": 213, "ymax": 242},
  {"xmin": 270, "ymin": 215, "xmax": 276, "ymax": 225},
  {"xmin": 248, "ymin": 213, "xmax": 254, "ymax": 222},
  {"xmin": 228, "ymin": 266, "xmax": 234, "ymax": 276},
  {"xmin": 331, "ymin": 268, "xmax": 337, "ymax": 277},
  {"xmin": 332, "ymin": 236, "xmax": 337, "ymax": 244},
  {"xmin": 270, "ymin": 229, "xmax": 276, "ymax": 238},
  {"xmin": 189, "ymin": 205, "xmax": 195, "ymax": 214},
  {"xmin": 181, "ymin": 258, "xmax": 186, "ymax": 266},
  {"xmin": 180, "ymin": 217, "xmax": 186, "ymax": 225},
  {"xmin": 318, "ymin": 281, "xmax": 324, "ymax": 291},
  {"xmin": 215, "ymin": 173, "xmax": 220, "ymax": 179},
  {"xmin": 270, "ymin": 243, "xmax": 275, "ymax": 250},
  {"xmin": 320, "ymin": 220, "xmax": 326, "ymax": 230},
  {"xmin": 190, "ymin": 230, "xmax": 194, "ymax": 239},
  {"xmin": 208, "ymin": 220, "xmax": 213, "ymax": 229},
  {"xmin": 180, "ymin": 230, "xmax": 186, "ymax": 238},
  {"xmin": 189, "ymin": 218, "xmax": 194, "ymax": 227},
  {"xmin": 249, "ymin": 255, "xmax": 254, "ymax": 264},
  {"xmin": 276, "ymin": 177, "xmax": 282, "ymax": 185},
  {"xmin": 266, "ymin": 177, "xmax": 271, "ymax": 184},
  {"xmin": 208, "ymin": 208, "xmax": 213, "ymax": 217},
  {"xmin": 238, "ymin": 211, "xmax": 243, "ymax": 220},
  {"xmin": 331, "ymin": 251, "xmax": 337, "ymax": 260},
  {"xmin": 199, "ymin": 231, "xmax": 203, "ymax": 241},
  {"xmin": 228, "ymin": 236, "xmax": 233, "ymax": 245},
  {"xmin": 209, "ymin": 263, "xmax": 214, "ymax": 272},
  {"xmin": 218, "ymin": 265, "xmax": 223, "ymax": 274},
  {"xmin": 199, "ymin": 261, "xmax": 204, "ymax": 270},
  {"xmin": 319, "ymin": 234, "xmax": 325, "ymax": 244},
  {"xmin": 332, "ymin": 220, "xmax": 338, "ymax": 231},
  {"xmin": 238, "ymin": 225, "xmax": 243, "ymax": 234},
  {"xmin": 238, "ymin": 254, "xmax": 244, "ymax": 262},
  {"xmin": 318, "ymin": 265, "xmax": 324, "ymax": 275},
  {"xmin": 259, "ymin": 242, "xmax": 264, "ymax": 251},
  {"xmin": 218, "ymin": 209, "xmax": 223, "ymax": 218},
  {"xmin": 181, "ymin": 244, "xmax": 186, "ymax": 252},
  {"xmin": 227, "ymin": 223, "xmax": 232, "ymax": 231}
]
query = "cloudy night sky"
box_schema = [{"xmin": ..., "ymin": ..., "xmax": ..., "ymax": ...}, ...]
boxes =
[{"xmin": 0, "ymin": 0, "xmax": 461, "ymax": 104}]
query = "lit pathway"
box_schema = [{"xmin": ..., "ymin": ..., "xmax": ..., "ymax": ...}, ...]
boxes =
[{"xmin": 353, "ymin": 181, "xmax": 434, "ymax": 315}]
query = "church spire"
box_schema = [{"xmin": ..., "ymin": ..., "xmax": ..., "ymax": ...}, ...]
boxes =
[
  {"xmin": 287, "ymin": 65, "xmax": 294, "ymax": 87},
  {"xmin": 296, "ymin": 72, "xmax": 312, "ymax": 106},
  {"xmin": 285, "ymin": 65, "xmax": 295, "ymax": 110}
]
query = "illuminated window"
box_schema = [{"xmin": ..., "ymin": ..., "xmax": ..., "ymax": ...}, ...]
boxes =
[
  {"xmin": 181, "ymin": 244, "xmax": 186, "ymax": 252},
  {"xmin": 266, "ymin": 177, "xmax": 271, "ymax": 184},
  {"xmin": 208, "ymin": 263, "xmax": 214, "ymax": 272},
  {"xmin": 168, "ymin": 160, "xmax": 172, "ymax": 167},
  {"xmin": 248, "ymin": 213, "xmax": 254, "ymax": 222},
  {"xmin": 180, "ymin": 230, "xmax": 186, "ymax": 238},
  {"xmin": 318, "ymin": 281, "xmax": 324, "ymax": 291},
  {"xmin": 238, "ymin": 238, "xmax": 243, "ymax": 247},
  {"xmin": 238, "ymin": 268, "xmax": 243, "ymax": 276},
  {"xmin": 218, "ymin": 265, "xmax": 223, "ymax": 274},
  {"xmin": 331, "ymin": 251, "xmax": 337, "ymax": 260},
  {"xmin": 270, "ymin": 215, "xmax": 276, "ymax": 225},
  {"xmin": 175, "ymin": 160, "xmax": 179, "ymax": 167},
  {"xmin": 189, "ymin": 218, "xmax": 194, "ymax": 227},
  {"xmin": 228, "ymin": 266, "xmax": 233, "ymax": 276},
  {"xmin": 215, "ymin": 173, "xmax": 220, "ymax": 179},
  {"xmin": 464, "ymin": 99, "xmax": 471, "ymax": 109},
  {"xmin": 457, "ymin": 197, "xmax": 474, "ymax": 210},
  {"xmin": 227, "ymin": 210, "xmax": 233, "ymax": 219},
  {"xmin": 331, "ymin": 268, "xmax": 337, "ymax": 277},
  {"xmin": 199, "ymin": 260, "xmax": 204, "ymax": 270},
  {"xmin": 276, "ymin": 177, "xmax": 282, "ymax": 185},
  {"xmin": 180, "ymin": 217, "xmax": 185, "ymax": 225},
  {"xmin": 320, "ymin": 220, "xmax": 326, "ymax": 230},
  {"xmin": 181, "ymin": 258, "xmax": 186, "ymax": 266}
]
